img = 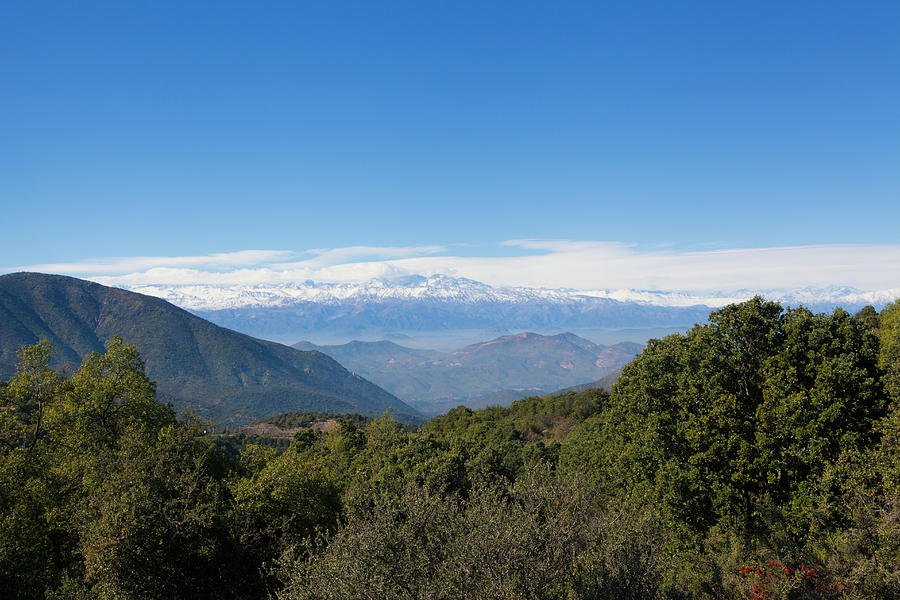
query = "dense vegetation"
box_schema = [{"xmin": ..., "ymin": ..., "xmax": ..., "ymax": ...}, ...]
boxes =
[{"xmin": 1, "ymin": 298, "xmax": 898, "ymax": 599}]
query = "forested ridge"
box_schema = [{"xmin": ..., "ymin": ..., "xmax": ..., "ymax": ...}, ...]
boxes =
[
  {"xmin": 2, "ymin": 298, "xmax": 899, "ymax": 599},
  {"xmin": 0, "ymin": 272, "xmax": 420, "ymax": 427}
]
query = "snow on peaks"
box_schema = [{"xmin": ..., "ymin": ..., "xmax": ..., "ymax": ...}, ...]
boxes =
[
  {"xmin": 124, "ymin": 276, "xmax": 568, "ymax": 310},
  {"xmin": 121, "ymin": 276, "xmax": 899, "ymax": 312}
]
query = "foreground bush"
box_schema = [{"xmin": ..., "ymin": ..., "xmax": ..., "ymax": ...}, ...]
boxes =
[{"xmin": 276, "ymin": 466, "xmax": 666, "ymax": 600}]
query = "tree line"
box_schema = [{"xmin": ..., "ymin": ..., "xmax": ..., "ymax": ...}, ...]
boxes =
[{"xmin": 1, "ymin": 297, "xmax": 898, "ymax": 599}]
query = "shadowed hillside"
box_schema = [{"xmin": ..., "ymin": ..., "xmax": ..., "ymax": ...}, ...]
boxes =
[{"xmin": 0, "ymin": 272, "xmax": 420, "ymax": 426}]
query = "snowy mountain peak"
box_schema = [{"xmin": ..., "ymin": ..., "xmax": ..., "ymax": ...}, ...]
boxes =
[{"xmin": 118, "ymin": 276, "xmax": 899, "ymax": 312}]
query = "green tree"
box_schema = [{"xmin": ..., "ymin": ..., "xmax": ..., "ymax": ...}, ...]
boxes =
[
  {"xmin": 563, "ymin": 299, "xmax": 887, "ymax": 539},
  {"xmin": 1, "ymin": 339, "xmax": 236, "ymax": 599},
  {"xmin": 78, "ymin": 421, "xmax": 241, "ymax": 600},
  {"xmin": 51, "ymin": 336, "xmax": 175, "ymax": 453},
  {"xmin": 879, "ymin": 300, "xmax": 900, "ymax": 400},
  {"xmin": 232, "ymin": 444, "xmax": 342, "ymax": 587},
  {"xmin": 0, "ymin": 341, "xmax": 75, "ymax": 598}
]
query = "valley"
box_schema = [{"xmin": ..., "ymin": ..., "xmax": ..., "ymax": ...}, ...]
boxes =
[{"xmin": 294, "ymin": 333, "xmax": 641, "ymax": 415}]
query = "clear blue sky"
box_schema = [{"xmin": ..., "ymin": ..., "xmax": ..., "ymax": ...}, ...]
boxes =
[{"xmin": 2, "ymin": 1, "xmax": 899, "ymax": 269}]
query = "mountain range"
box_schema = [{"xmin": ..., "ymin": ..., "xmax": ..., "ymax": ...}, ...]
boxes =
[
  {"xmin": 120, "ymin": 275, "xmax": 897, "ymax": 345},
  {"xmin": 6, "ymin": 271, "xmax": 885, "ymax": 426},
  {"xmin": 293, "ymin": 332, "xmax": 642, "ymax": 415},
  {"xmin": 122, "ymin": 275, "xmax": 900, "ymax": 311},
  {"xmin": 0, "ymin": 272, "xmax": 420, "ymax": 427},
  {"xmin": 124, "ymin": 275, "xmax": 712, "ymax": 344}
]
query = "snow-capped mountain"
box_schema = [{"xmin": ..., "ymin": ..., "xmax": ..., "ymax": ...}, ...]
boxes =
[
  {"xmin": 117, "ymin": 275, "xmax": 898, "ymax": 345},
  {"xmin": 125, "ymin": 275, "xmax": 594, "ymax": 311},
  {"xmin": 581, "ymin": 285, "xmax": 900, "ymax": 310},
  {"xmin": 123, "ymin": 274, "xmax": 898, "ymax": 312},
  {"xmin": 750, "ymin": 286, "xmax": 900, "ymax": 309}
]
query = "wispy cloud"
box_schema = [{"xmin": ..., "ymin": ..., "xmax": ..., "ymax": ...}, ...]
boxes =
[
  {"xmin": 500, "ymin": 239, "xmax": 635, "ymax": 255},
  {"xmin": 283, "ymin": 245, "xmax": 447, "ymax": 268},
  {"xmin": 379, "ymin": 242, "xmax": 900, "ymax": 291},
  {"xmin": 9, "ymin": 241, "xmax": 900, "ymax": 294},
  {"xmin": 15, "ymin": 250, "xmax": 297, "ymax": 275}
]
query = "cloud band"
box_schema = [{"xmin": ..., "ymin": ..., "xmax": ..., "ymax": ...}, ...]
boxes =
[{"xmin": 7, "ymin": 240, "xmax": 900, "ymax": 294}]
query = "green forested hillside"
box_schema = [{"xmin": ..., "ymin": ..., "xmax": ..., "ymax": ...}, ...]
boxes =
[
  {"xmin": 0, "ymin": 272, "xmax": 420, "ymax": 426},
  {"xmin": 1, "ymin": 297, "xmax": 898, "ymax": 599}
]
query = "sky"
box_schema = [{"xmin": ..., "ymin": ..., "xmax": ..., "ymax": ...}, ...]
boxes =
[{"xmin": 2, "ymin": 1, "xmax": 899, "ymax": 292}]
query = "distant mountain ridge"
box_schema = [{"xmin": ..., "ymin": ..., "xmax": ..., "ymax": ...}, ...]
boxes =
[
  {"xmin": 121, "ymin": 275, "xmax": 899, "ymax": 311},
  {"xmin": 0, "ymin": 272, "xmax": 420, "ymax": 427},
  {"xmin": 556, "ymin": 370, "xmax": 623, "ymax": 394},
  {"xmin": 121, "ymin": 276, "xmax": 710, "ymax": 342},
  {"xmin": 117, "ymin": 275, "xmax": 895, "ymax": 343},
  {"xmin": 293, "ymin": 332, "xmax": 642, "ymax": 413}
]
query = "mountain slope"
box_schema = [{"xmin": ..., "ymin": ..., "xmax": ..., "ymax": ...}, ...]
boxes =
[
  {"xmin": 557, "ymin": 370, "xmax": 623, "ymax": 394},
  {"xmin": 294, "ymin": 333, "xmax": 642, "ymax": 410},
  {"xmin": 293, "ymin": 340, "xmax": 444, "ymax": 370},
  {"xmin": 0, "ymin": 272, "xmax": 419, "ymax": 426}
]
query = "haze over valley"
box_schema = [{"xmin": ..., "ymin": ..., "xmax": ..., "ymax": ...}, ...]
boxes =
[{"xmin": 294, "ymin": 333, "xmax": 642, "ymax": 415}]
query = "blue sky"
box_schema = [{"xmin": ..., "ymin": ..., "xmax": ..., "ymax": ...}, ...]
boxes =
[{"xmin": 2, "ymin": 1, "xmax": 899, "ymax": 290}]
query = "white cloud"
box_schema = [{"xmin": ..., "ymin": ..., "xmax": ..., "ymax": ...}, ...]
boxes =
[
  {"xmin": 16, "ymin": 250, "xmax": 297, "ymax": 275},
  {"xmin": 10, "ymin": 241, "xmax": 900, "ymax": 294},
  {"xmin": 280, "ymin": 245, "xmax": 447, "ymax": 268},
  {"xmin": 500, "ymin": 239, "xmax": 635, "ymax": 255}
]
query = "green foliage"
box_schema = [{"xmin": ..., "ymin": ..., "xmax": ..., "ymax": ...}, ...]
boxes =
[
  {"xmin": 0, "ymin": 339, "xmax": 245, "ymax": 599},
  {"xmin": 78, "ymin": 421, "xmax": 240, "ymax": 599},
  {"xmin": 232, "ymin": 446, "xmax": 342, "ymax": 578},
  {"xmin": 425, "ymin": 389, "xmax": 605, "ymax": 450},
  {"xmin": 566, "ymin": 299, "xmax": 887, "ymax": 541},
  {"xmin": 0, "ymin": 445, "xmax": 76, "ymax": 598},
  {"xmin": 879, "ymin": 300, "xmax": 900, "ymax": 400},
  {"xmin": 54, "ymin": 336, "xmax": 175, "ymax": 452},
  {"xmin": 0, "ymin": 340, "xmax": 66, "ymax": 454},
  {"xmin": 276, "ymin": 467, "xmax": 666, "ymax": 600},
  {"xmin": 262, "ymin": 411, "xmax": 372, "ymax": 429},
  {"xmin": 212, "ymin": 432, "xmax": 293, "ymax": 462},
  {"xmin": 415, "ymin": 393, "xmax": 591, "ymax": 487},
  {"xmin": 2, "ymin": 296, "xmax": 899, "ymax": 599}
]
